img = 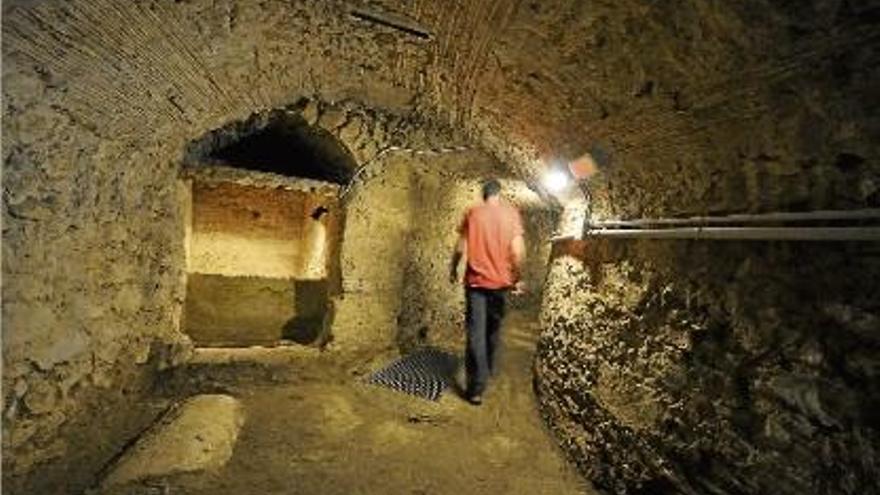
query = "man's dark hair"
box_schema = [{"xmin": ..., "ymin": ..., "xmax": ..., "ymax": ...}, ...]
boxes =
[{"xmin": 482, "ymin": 179, "xmax": 502, "ymax": 200}]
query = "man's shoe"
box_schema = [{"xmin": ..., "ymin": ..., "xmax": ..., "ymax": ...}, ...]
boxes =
[{"xmin": 468, "ymin": 394, "xmax": 483, "ymax": 406}]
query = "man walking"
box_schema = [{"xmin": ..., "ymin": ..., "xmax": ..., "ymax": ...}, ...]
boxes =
[{"xmin": 450, "ymin": 179, "xmax": 525, "ymax": 405}]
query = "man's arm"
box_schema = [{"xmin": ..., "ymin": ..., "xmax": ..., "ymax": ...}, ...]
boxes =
[
  {"xmin": 510, "ymin": 233, "xmax": 525, "ymax": 293},
  {"xmin": 450, "ymin": 234, "xmax": 466, "ymax": 284}
]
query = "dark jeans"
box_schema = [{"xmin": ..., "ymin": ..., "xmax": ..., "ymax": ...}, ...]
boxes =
[{"xmin": 465, "ymin": 287, "xmax": 507, "ymax": 396}]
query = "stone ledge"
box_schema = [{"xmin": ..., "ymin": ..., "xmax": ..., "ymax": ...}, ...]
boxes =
[{"xmin": 101, "ymin": 394, "xmax": 245, "ymax": 487}]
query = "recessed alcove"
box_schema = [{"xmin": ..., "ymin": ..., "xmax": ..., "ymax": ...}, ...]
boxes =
[
  {"xmin": 182, "ymin": 179, "xmax": 341, "ymax": 346},
  {"xmin": 180, "ymin": 108, "xmax": 355, "ymax": 347}
]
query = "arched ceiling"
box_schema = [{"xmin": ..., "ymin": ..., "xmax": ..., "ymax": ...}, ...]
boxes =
[
  {"xmin": 3, "ymin": 0, "xmax": 878, "ymax": 199},
  {"xmin": 386, "ymin": 0, "xmax": 879, "ymax": 182}
]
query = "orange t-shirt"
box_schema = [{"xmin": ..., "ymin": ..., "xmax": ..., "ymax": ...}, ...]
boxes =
[{"xmin": 459, "ymin": 201, "xmax": 524, "ymax": 289}]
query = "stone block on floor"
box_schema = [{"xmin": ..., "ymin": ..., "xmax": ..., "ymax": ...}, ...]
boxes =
[{"xmin": 101, "ymin": 394, "xmax": 245, "ymax": 487}]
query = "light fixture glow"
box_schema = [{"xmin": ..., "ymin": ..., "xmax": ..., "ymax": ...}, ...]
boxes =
[{"xmin": 543, "ymin": 169, "xmax": 570, "ymax": 193}]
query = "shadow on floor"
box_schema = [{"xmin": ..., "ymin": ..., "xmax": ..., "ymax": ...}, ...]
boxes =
[{"xmin": 282, "ymin": 280, "xmax": 329, "ymax": 345}]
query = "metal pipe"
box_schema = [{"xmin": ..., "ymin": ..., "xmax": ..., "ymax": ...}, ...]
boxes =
[
  {"xmin": 581, "ymin": 226, "xmax": 880, "ymax": 241},
  {"xmin": 592, "ymin": 208, "xmax": 880, "ymax": 228}
]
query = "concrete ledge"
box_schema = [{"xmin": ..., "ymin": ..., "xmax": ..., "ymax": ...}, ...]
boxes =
[
  {"xmin": 190, "ymin": 345, "xmax": 323, "ymax": 365},
  {"xmin": 101, "ymin": 394, "xmax": 245, "ymax": 487}
]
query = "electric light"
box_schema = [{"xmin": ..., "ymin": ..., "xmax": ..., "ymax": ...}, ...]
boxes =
[{"xmin": 543, "ymin": 169, "xmax": 570, "ymax": 193}]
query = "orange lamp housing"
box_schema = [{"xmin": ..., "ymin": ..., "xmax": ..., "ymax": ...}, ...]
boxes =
[{"xmin": 567, "ymin": 153, "xmax": 599, "ymax": 180}]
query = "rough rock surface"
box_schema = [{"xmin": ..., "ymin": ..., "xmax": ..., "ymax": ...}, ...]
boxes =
[
  {"xmin": 533, "ymin": 2, "xmax": 880, "ymax": 490},
  {"xmin": 0, "ymin": 57, "xmax": 481, "ymax": 489},
  {"xmin": 101, "ymin": 394, "xmax": 245, "ymax": 487},
  {"xmin": 2, "ymin": 93, "xmax": 193, "ymax": 491},
  {"xmin": 526, "ymin": 2, "xmax": 880, "ymax": 493},
  {"xmin": 538, "ymin": 239, "xmax": 880, "ymax": 494}
]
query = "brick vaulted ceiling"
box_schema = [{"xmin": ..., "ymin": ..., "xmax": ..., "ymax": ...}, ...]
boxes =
[
  {"xmin": 3, "ymin": 0, "xmax": 878, "ymax": 188},
  {"xmin": 392, "ymin": 0, "xmax": 879, "ymax": 182}
]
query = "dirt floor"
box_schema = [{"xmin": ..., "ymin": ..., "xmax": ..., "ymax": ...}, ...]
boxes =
[{"xmin": 99, "ymin": 311, "xmax": 592, "ymax": 495}]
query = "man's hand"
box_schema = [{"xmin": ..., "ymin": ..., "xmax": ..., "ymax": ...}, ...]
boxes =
[
  {"xmin": 510, "ymin": 234, "xmax": 526, "ymax": 296},
  {"xmin": 450, "ymin": 235, "xmax": 465, "ymax": 285}
]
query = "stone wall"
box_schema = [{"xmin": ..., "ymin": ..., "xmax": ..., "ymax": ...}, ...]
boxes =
[
  {"xmin": 573, "ymin": 3, "xmax": 880, "ymax": 218},
  {"xmin": 188, "ymin": 182, "xmax": 340, "ymax": 280},
  {"xmin": 395, "ymin": 169, "xmax": 476, "ymax": 352},
  {"xmin": 2, "ymin": 122, "xmax": 191, "ymax": 492},
  {"xmin": 534, "ymin": 4, "xmax": 880, "ymax": 493},
  {"xmin": 330, "ymin": 153, "xmax": 416, "ymax": 352},
  {"xmin": 513, "ymin": 206, "xmax": 559, "ymax": 310},
  {"xmin": 0, "ymin": 0, "xmax": 471, "ymax": 488},
  {"xmin": 538, "ymin": 238, "xmax": 880, "ymax": 494}
]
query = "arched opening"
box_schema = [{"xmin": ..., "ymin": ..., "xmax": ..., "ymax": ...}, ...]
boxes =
[
  {"xmin": 179, "ymin": 107, "xmax": 353, "ymax": 347},
  {"xmin": 185, "ymin": 106, "xmax": 359, "ymax": 184}
]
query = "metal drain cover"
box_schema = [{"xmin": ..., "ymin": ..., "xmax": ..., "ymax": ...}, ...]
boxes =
[{"xmin": 364, "ymin": 348, "xmax": 459, "ymax": 401}]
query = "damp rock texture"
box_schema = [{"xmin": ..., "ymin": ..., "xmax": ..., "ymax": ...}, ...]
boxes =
[
  {"xmin": 538, "ymin": 240, "xmax": 880, "ymax": 494},
  {"xmin": 0, "ymin": 1, "xmax": 447, "ymax": 489},
  {"xmin": 533, "ymin": 3, "xmax": 880, "ymax": 493}
]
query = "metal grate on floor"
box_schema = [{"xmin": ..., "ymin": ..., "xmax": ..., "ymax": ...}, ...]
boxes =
[{"xmin": 364, "ymin": 348, "xmax": 459, "ymax": 401}]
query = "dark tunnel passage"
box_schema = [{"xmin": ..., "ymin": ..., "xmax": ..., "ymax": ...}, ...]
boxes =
[{"xmin": 2, "ymin": 1, "xmax": 880, "ymax": 494}]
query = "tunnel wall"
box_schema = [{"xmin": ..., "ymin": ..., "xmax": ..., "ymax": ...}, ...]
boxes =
[
  {"xmin": 513, "ymin": 206, "xmax": 559, "ymax": 310},
  {"xmin": 331, "ymin": 154, "xmax": 415, "ymax": 352},
  {"xmin": 0, "ymin": 1, "xmax": 465, "ymax": 489},
  {"xmin": 572, "ymin": 6, "xmax": 880, "ymax": 219},
  {"xmin": 534, "ymin": 7, "xmax": 880, "ymax": 494},
  {"xmin": 395, "ymin": 169, "xmax": 474, "ymax": 352},
  {"xmin": 2, "ymin": 115, "xmax": 191, "ymax": 492},
  {"xmin": 539, "ymin": 239, "xmax": 880, "ymax": 494}
]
